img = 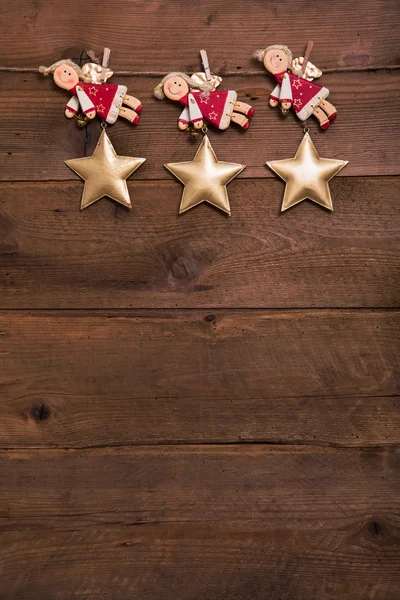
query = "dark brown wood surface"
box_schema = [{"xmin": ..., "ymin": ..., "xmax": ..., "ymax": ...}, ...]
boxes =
[
  {"xmin": 1, "ymin": 447, "xmax": 399, "ymax": 600},
  {"xmin": 1, "ymin": 71, "xmax": 400, "ymax": 180},
  {"xmin": 1, "ymin": 1, "xmax": 399, "ymax": 598},
  {"xmin": 0, "ymin": 179, "xmax": 399, "ymax": 308},
  {"xmin": 1, "ymin": 0, "xmax": 399, "ymax": 70},
  {"xmin": 2, "ymin": 393, "xmax": 399, "ymax": 448},
  {"xmin": 1, "ymin": 310, "xmax": 399, "ymax": 399}
]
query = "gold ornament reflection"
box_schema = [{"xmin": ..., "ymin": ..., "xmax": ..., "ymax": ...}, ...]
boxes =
[
  {"xmin": 65, "ymin": 129, "xmax": 145, "ymax": 210},
  {"xmin": 165, "ymin": 135, "xmax": 245, "ymax": 215},
  {"xmin": 267, "ymin": 132, "xmax": 348, "ymax": 211}
]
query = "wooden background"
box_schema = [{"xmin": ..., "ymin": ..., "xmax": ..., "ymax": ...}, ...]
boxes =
[{"xmin": 0, "ymin": 1, "xmax": 399, "ymax": 598}]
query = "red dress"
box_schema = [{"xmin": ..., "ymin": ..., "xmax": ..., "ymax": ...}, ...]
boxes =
[
  {"xmin": 66, "ymin": 82, "xmax": 128, "ymax": 124},
  {"xmin": 271, "ymin": 71, "xmax": 329, "ymax": 121},
  {"xmin": 178, "ymin": 90, "xmax": 237, "ymax": 130}
]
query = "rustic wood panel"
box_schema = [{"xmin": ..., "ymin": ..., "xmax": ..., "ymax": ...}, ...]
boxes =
[
  {"xmin": 1, "ymin": 445, "xmax": 399, "ymax": 526},
  {"xmin": 1, "ymin": 71, "xmax": 400, "ymax": 181},
  {"xmin": 1, "ymin": 520, "xmax": 399, "ymax": 600},
  {"xmin": 2, "ymin": 1, "xmax": 399, "ymax": 597},
  {"xmin": 1, "ymin": 0, "xmax": 399, "ymax": 71},
  {"xmin": 1, "ymin": 310, "xmax": 398, "ymax": 400},
  {"xmin": 2, "ymin": 394, "xmax": 399, "ymax": 449},
  {"xmin": 1, "ymin": 178, "xmax": 399, "ymax": 309}
]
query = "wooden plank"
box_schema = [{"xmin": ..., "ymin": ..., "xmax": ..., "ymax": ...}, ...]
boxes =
[
  {"xmin": 1, "ymin": 71, "xmax": 399, "ymax": 181},
  {"xmin": 2, "ymin": 394, "xmax": 399, "ymax": 448},
  {"xmin": 1, "ymin": 444, "xmax": 399, "ymax": 598},
  {"xmin": 1, "ymin": 0, "xmax": 399, "ymax": 71},
  {"xmin": 1, "ymin": 310, "xmax": 398, "ymax": 400},
  {"xmin": 0, "ymin": 445, "xmax": 399, "ymax": 600},
  {"xmin": 0, "ymin": 445, "xmax": 399, "ymax": 526},
  {"xmin": 1, "ymin": 520, "xmax": 400, "ymax": 600},
  {"xmin": 0, "ymin": 178, "xmax": 398, "ymax": 309}
]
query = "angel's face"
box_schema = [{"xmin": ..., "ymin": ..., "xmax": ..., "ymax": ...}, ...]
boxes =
[
  {"xmin": 163, "ymin": 76, "xmax": 189, "ymax": 101},
  {"xmin": 264, "ymin": 49, "xmax": 289, "ymax": 74},
  {"xmin": 54, "ymin": 64, "xmax": 80, "ymax": 89}
]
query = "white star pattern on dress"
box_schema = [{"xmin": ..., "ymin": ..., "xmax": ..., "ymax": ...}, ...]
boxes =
[
  {"xmin": 96, "ymin": 104, "xmax": 106, "ymax": 112},
  {"xmin": 209, "ymin": 111, "xmax": 218, "ymax": 120},
  {"xmin": 292, "ymin": 79, "xmax": 302, "ymax": 90},
  {"xmin": 88, "ymin": 86, "xmax": 98, "ymax": 96},
  {"xmin": 200, "ymin": 97, "xmax": 209, "ymax": 104},
  {"xmin": 293, "ymin": 99, "xmax": 302, "ymax": 108}
]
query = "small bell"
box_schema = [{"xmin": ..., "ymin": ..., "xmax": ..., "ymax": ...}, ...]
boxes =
[{"xmin": 75, "ymin": 114, "xmax": 89, "ymax": 128}]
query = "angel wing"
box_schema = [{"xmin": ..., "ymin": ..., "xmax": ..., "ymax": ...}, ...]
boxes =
[
  {"xmin": 190, "ymin": 71, "xmax": 222, "ymax": 90},
  {"xmin": 81, "ymin": 62, "xmax": 114, "ymax": 83},
  {"xmin": 290, "ymin": 57, "xmax": 322, "ymax": 81}
]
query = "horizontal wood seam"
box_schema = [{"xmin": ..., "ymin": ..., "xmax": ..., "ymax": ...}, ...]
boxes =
[
  {"xmin": 0, "ymin": 443, "xmax": 397, "ymax": 454},
  {"xmin": 1, "ymin": 307, "xmax": 398, "ymax": 313},
  {"xmin": 1, "ymin": 65, "xmax": 400, "ymax": 75},
  {"xmin": 1, "ymin": 175, "xmax": 399, "ymax": 185},
  {"xmin": 1, "ymin": 441, "xmax": 399, "ymax": 451}
]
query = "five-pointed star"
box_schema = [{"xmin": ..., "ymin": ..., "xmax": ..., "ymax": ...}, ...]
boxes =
[
  {"xmin": 65, "ymin": 129, "xmax": 145, "ymax": 210},
  {"xmin": 267, "ymin": 132, "xmax": 348, "ymax": 211},
  {"xmin": 165, "ymin": 135, "xmax": 245, "ymax": 215}
]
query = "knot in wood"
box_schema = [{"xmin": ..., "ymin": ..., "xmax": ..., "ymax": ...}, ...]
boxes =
[{"xmin": 30, "ymin": 403, "xmax": 51, "ymax": 421}]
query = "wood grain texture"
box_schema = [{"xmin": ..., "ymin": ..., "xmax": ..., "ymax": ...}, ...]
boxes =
[
  {"xmin": 1, "ymin": 520, "xmax": 400, "ymax": 600},
  {"xmin": 0, "ymin": 445, "xmax": 399, "ymax": 600},
  {"xmin": 2, "ymin": 394, "xmax": 399, "ymax": 448},
  {"xmin": 1, "ymin": 445, "xmax": 399, "ymax": 526},
  {"xmin": 1, "ymin": 0, "xmax": 399, "ymax": 71},
  {"xmin": 2, "ymin": 2, "xmax": 400, "ymax": 597},
  {"xmin": 1, "ymin": 70, "xmax": 400, "ymax": 181},
  {"xmin": 1, "ymin": 178, "xmax": 399, "ymax": 309},
  {"xmin": 1, "ymin": 310, "xmax": 399, "ymax": 400}
]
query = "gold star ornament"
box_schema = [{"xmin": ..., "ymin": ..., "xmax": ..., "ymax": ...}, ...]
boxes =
[
  {"xmin": 165, "ymin": 135, "xmax": 245, "ymax": 215},
  {"xmin": 65, "ymin": 129, "xmax": 145, "ymax": 210},
  {"xmin": 267, "ymin": 132, "xmax": 348, "ymax": 211}
]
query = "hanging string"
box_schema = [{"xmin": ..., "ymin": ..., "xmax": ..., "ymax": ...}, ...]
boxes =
[{"xmin": 1, "ymin": 64, "xmax": 398, "ymax": 75}]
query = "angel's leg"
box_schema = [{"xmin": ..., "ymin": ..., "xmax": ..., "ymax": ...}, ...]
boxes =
[
  {"xmin": 119, "ymin": 106, "xmax": 140, "ymax": 124},
  {"xmin": 312, "ymin": 106, "xmax": 330, "ymax": 130},
  {"xmin": 319, "ymin": 99, "xmax": 337, "ymax": 122},
  {"xmin": 123, "ymin": 94, "xmax": 142, "ymax": 113},
  {"xmin": 233, "ymin": 101, "xmax": 254, "ymax": 118},
  {"xmin": 230, "ymin": 112, "xmax": 250, "ymax": 129}
]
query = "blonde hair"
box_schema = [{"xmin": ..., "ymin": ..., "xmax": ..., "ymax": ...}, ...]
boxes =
[
  {"xmin": 253, "ymin": 45, "xmax": 293, "ymax": 66},
  {"xmin": 154, "ymin": 71, "xmax": 215, "ymax": 99},
  {"xmin": 38, "ymin": 59, "xmax": 92, "ymax": 82}
]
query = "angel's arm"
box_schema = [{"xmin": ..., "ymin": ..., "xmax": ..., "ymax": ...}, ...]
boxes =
[
  {"xmin": 65, "ymin": 96, "xmax": 79, "ymax": 117},
  {"xmin": 269, "ymin": 83, "xmax": 281, "ymax": 107},
  {"xmin": 179, "ymin": 106, "xmax": 190, "ymax": 124},
  {"xmin": 76, "ymin": 86, "xmax": 96, "ymax": 116},
  {"xmin": 178, "ymin": 106, "xmax": 190, "ymax": 129},
  {"xmin": 188, "ymin": 93, "xmax": 203, "ymax": 125},
  {"xmin": 279, "ymin": 74, "xmax": 292, "ymax": 105}
]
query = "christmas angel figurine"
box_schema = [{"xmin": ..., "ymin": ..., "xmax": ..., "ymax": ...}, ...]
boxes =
[
  {"xmin": 39, "ymin": 59, "xmax": 142, "ymax": 125},
  {"xmin": 253, "ymin": 44, "xmax": 337, "ymax": 129},
  {"xmin": 154, "ymin": 71, "xmax": 254, "ymax": 130}
]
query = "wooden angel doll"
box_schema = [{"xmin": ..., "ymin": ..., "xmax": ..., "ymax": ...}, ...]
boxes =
[
  {"xmin": 253, "ymin": 44, "xmax": 337, "ymax": 129},
  {"xmin": 39, "ymin": 59, "xmax": 142, "ymax": 125},
  {"xmin": 153, "ymin": 71, "xmax": 254, "ymax": 130}
]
